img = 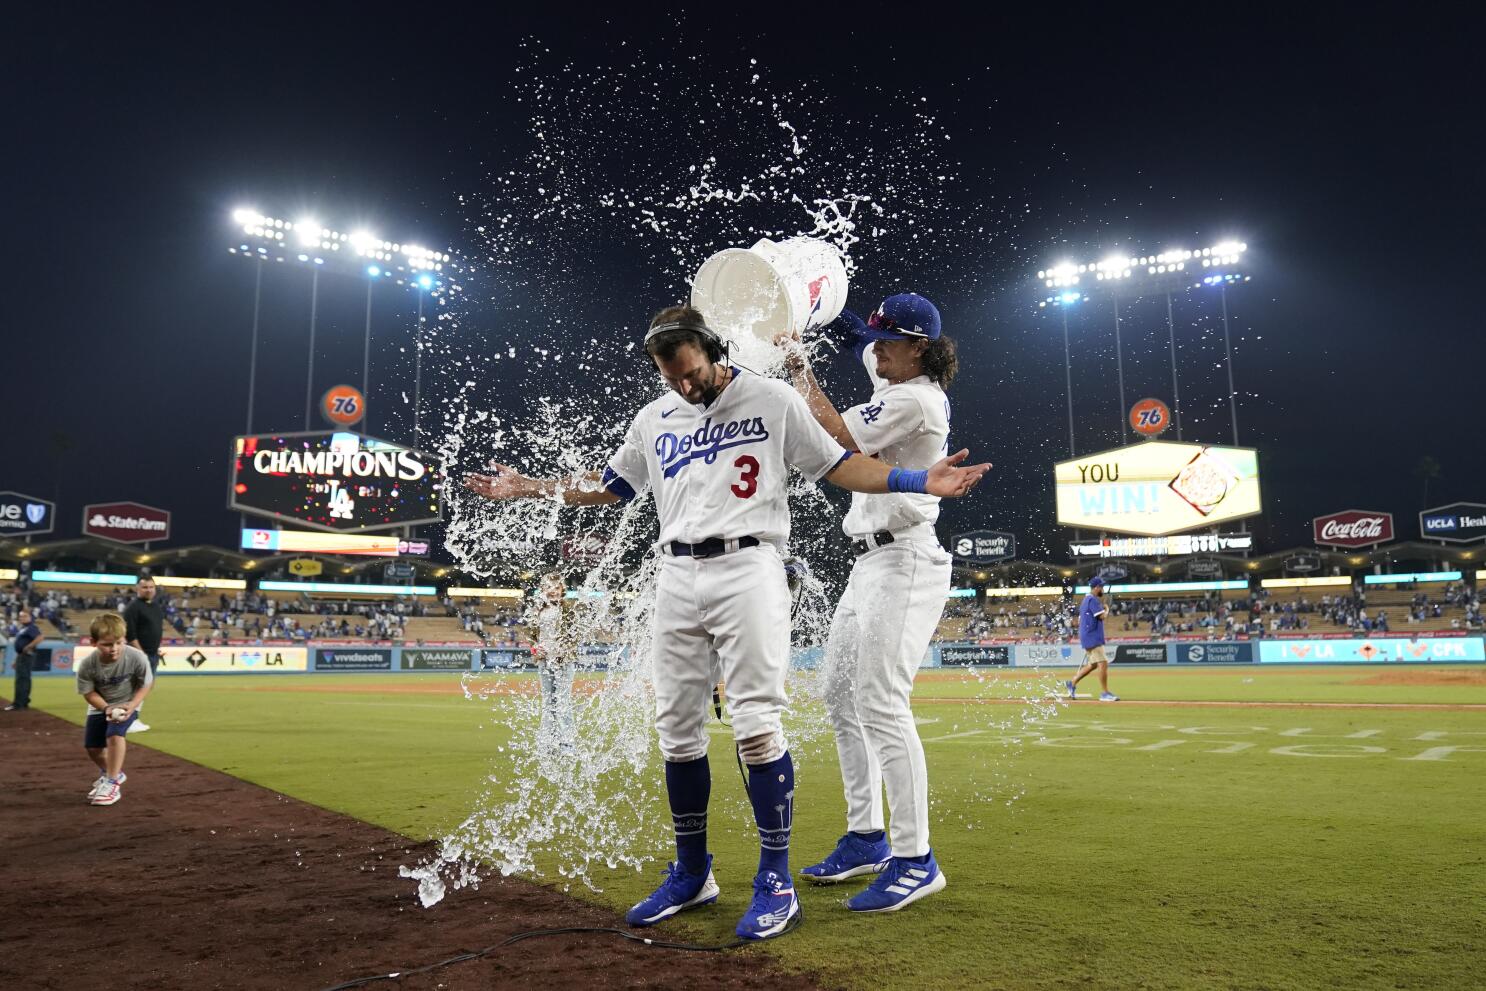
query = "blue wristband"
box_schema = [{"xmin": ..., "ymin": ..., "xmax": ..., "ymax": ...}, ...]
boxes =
[{"xmin": 887, "ymin": 467, "xmax": 929, "ymax": 494}]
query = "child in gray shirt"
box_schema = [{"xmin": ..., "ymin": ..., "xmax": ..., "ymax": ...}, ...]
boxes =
[{"xmin": 76, "ymin": 612, "xmax": 153, "ymax": 806}]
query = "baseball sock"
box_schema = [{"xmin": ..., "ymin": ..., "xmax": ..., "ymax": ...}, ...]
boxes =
[
  {"xmin": 664, "ymin": 756, "xmax": 710, "ymax": 876},
  {"xmin": 747, "ymin": 751, "xmax": 794, "ymax": 877},
  {"xmin": 852, "ymin": 829, "xmax": 886, "ymax": 843}
]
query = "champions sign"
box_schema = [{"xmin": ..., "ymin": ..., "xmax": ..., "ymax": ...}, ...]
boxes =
[
  {"xmin": 1054, "ymin": 441, "xmax": 1262, "ymax": 536},
  {"xmin": 230, "ymin": 431, "xmax": 443, "ymax": 533}
]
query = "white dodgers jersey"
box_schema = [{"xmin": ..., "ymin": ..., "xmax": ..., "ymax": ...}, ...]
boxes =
[
  {"xmin": 604, "ymin": 368, "xmax": 848, "ymax": 547},
  {"xmin": 841, "ymin": 347, "xmax": 951, "ymax": 536}
]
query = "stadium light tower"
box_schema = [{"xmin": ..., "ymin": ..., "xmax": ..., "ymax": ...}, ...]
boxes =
[
  {"xmin": 1035, "ymin": 240, "xmax": 1251, "ymax": 447},
  {"xmin": 1036, "ymin": 282, "xmax": 1085, "ymax": 457},
  {"xmin": 228, "ymin": 208, "xmax": 455, "ymax": 444}
]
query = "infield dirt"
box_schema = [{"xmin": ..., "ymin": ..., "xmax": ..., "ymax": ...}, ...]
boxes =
[{"xmin": 0, "ymin": 708, "xmax": 829, "ymax": 991}]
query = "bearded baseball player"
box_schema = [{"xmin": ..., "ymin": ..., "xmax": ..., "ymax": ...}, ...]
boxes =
[
  {"xmin": 464, "ymin": 304, "xmax": 989, "ymax": 940},
  {"xmin": 778, "ymin": 292, "xmax": 964, "ymax": 912}
]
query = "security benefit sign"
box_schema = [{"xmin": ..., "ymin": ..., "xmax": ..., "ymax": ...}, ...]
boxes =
[
  {"xmin": 951, "ymin": 530, "xmax": 1017, "ymax": 564},
  {"xmin": 1174, "ymin": 642, "xmax": 1254, "ymax": 664},
  {"xmin": 1419, "ymin": 503, "xmax": 1486, "ymax": 544},
  {"xmin": 158, "ymin": 646, "xmax": 309, "ymax": 673},
  {"xmin": 230, "ymin": 431, "xmax": 443, "ymax": 533},
  {"xmin": 1054, "ymin": 441, "xmax": 1262, "ymax": 536}
]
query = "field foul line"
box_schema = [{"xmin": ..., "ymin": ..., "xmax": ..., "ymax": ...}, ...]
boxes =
[
  {"xmin": 911, "ymin": 697, "xmax": 1486, "ymax": 711},
  {"xmin": 321, "ymin": 700, "xmax": 473, "ymax": 710}
]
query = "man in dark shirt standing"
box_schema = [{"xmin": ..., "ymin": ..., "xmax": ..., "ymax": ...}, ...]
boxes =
[
  {"xmin": 123, "ymin": 575, "xmax": 164, "ymax": 733},
  {"xmin": 5, "ymin": 609, "xmax": 43, "ymax": 710}
]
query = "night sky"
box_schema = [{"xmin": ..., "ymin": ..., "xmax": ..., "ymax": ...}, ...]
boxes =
[{"xmin": 5, "ymin": 11, "xmax": 1482, "ymax": 565}]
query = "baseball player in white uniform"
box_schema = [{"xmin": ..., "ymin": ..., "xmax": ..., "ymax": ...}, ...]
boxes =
[
  {"xmin": 779, "ymin": 293, "xmax": 964, "ymax": 912},
  {"xmin": 464, "ymin": 304, "xmax": 988, "ymax": 940}
]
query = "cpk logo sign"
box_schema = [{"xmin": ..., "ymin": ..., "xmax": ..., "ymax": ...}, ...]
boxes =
[
  {"xmin": 82, "ymin": 501, "xmax": 172, "ymax": 544},
  {"xmin": 1313, "ymin": 509, "xmax": 1393, "ymax": 549}
]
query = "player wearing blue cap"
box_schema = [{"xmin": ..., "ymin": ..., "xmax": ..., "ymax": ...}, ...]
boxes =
[
  {"xmin": 778, "ymin": 292, "xmax": 972, "ymax": 913},
  {"xmin": 1068, "ymin": 577, "xmax": 1118, "ymax": 701}
]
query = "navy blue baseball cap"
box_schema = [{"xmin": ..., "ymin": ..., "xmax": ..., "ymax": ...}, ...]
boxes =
[
  {"xmin": 859, "ymin": 293, "xmax": 941, "ymax": 342},
  {"xmin": 1089, "ymin": 576, "xmax": 1105, "ymax": 588}
]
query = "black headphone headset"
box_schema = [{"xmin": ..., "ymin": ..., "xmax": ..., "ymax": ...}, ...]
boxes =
[{"xmin": 644, "ymin": 316, "xmax": 727, "ymax": 364}]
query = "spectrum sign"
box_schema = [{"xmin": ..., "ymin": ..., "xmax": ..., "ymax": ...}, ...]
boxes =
[
  {"xmin": 1054, "ymin": 441, "xmax": 1262, "ymax": 536},
  {"xmin": 230, "ymin": 430, "xmax": 443, "ymax": 533}
]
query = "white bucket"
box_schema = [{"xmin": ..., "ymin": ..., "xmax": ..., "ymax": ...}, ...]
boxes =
[{"xmin": 690, "ymin": 237, "xmax": 849, "ymax": 342}]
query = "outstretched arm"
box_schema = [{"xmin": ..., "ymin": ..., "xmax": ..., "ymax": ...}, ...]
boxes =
[
  {"xmin": 775, "ymin": 334, "xmax": 856, "ymax": 450},
  {"xmin": 826, "ymin": 449, "xmax": 990, "ymax": 498},
  {"xmin": 463, "ymin": 464, "xmax": 621, "ymax": 506}
]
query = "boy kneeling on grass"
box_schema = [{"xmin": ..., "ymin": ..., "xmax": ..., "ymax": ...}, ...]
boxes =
[{"xmin": 78, "ymin": 613, "xmax": 153, "ymax": 806}]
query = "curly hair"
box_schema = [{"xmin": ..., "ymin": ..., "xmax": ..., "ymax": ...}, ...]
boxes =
[{"xmin": 920, "ymin": 335, "xmax": 958, "ymax": 389}]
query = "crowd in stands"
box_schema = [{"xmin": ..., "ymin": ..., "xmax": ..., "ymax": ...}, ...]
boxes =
[
  {"xmin": 941, "ymin": 582, "xmax": 1480, "ymax": 642},
  {"xmin": 3, "ymin": 585, "xmax": 76, "ymax": 636},
  {"xmin": 445, "ymin": 596, "xmax": 526, "ymax": 645}
]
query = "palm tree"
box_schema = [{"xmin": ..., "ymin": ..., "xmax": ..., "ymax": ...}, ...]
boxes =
[{"xmin": 1414, "ymin": 455, "xmax": 1441, "ymax": 509}]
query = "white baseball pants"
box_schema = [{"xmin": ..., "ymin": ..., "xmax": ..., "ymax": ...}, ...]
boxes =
[
  {"xmin": 652, "ymin": 544, "xmax": 792, "ymax": 762},
  {"xmin": 823, "ymin": 535, "xmax": 951, "ymax": 858}
]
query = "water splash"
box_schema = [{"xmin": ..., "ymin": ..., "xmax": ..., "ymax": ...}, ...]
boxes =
[{"xmin": 401, "ymin": 44, "xmax": 1053, "ymax": 903}]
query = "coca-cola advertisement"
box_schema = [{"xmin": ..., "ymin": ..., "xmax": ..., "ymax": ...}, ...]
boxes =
[{"xmin": 1313, "ymin": 510, "xmax": 1394, "ymax": 549}]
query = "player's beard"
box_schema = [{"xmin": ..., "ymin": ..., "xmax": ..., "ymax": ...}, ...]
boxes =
[{"xmin": 695, "ymin": 363, "xmax": 728, "ymax": 406}]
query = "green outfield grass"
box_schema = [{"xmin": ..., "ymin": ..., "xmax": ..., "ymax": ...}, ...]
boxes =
[{"xmin": 23, "ymin": 666, "xmax": 1486, "ymax": 991}]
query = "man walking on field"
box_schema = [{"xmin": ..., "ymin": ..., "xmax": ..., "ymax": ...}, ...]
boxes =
[{"xmin": 1068, "ymin": 577, "xmax": 1118, "ymax": 701}]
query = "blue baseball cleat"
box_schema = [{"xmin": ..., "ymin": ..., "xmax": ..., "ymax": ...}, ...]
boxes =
[
  {"xmin": 1065, "ymin": 680, "xmax": 1076, "ymax": 699},
  {"xmin": 846, "ymin": 851, "xmax": 947, "ymax": 913},
  {"xmin": 736, "ymin": 870, "xmax": 801, "ymax": 940},
  {"xmin": 800, "ymin": 833, "xmax": 891, "ymax": 884},
  {"xmin": 625, "ymin": 855, "xmax": 719, "ymax": 927},
  {"xmin": 1099, "ymin": 692, "xmax": 1120, "ymax": 702}
]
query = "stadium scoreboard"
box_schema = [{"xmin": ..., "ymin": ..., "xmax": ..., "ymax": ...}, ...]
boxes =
[
  {"xmin": 230, "ymin": 430, "xmax": 443, "ymax": 533},
  {"xmin": 1055, "ymin": 440, "xmax": 1261, "ymax": 536}
]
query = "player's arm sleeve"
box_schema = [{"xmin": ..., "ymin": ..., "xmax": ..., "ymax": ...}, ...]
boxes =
[
  {"xmin": 75, "ymin": 658, "xmax": 94, "ymax": 697},
  {"xmin": 843, "ymin": 389, "xmax": 928, "ymax": 457},
  {"xmin": 782, "ymin": 387, "xmax": 851, "ymax": 482},
  {"xmin": 601, "ymin": 418, "xmax": 648, "ymax": 502}
]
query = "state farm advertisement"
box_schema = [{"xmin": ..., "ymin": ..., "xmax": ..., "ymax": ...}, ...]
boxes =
[
  {"xmin": 82, "ymin": 502, "xmax": 172, "ymax": 544},
  {"xmin": 1313, "ymin": 509, "xmax": 1393, "ymax": 549}
]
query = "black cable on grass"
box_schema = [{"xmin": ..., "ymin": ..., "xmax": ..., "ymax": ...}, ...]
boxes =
[{"xmin": 315, "ymin": 914, "xmax": 803, "ymax": 991}]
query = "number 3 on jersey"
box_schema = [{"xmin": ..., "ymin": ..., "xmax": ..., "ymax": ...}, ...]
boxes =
[{"xmin": 731, "ymin": 455, "xmax": 760, "ymax": 498}]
